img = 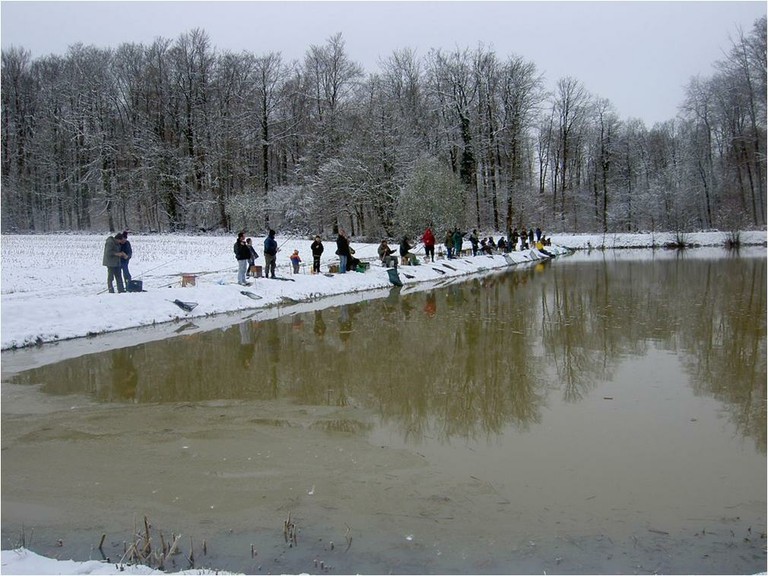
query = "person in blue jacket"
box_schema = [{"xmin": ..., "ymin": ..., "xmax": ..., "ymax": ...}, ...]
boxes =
[
  {"xmin": 120, "ymin": 230, "xmax": 133, "ymax": 283},
  {"xmin": 263, "ymin": 229, "xmax": 278, "ymax": 279}
]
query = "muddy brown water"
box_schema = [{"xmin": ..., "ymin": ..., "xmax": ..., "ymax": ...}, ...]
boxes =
[{"xmin": 2, "ymin": 250, "xmax": 766, "ymax": 575}]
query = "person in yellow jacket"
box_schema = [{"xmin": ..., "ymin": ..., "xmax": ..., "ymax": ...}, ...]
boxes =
[{"xmin": 535, "ymin": 237, "xmax": 553, "ymax": 258}]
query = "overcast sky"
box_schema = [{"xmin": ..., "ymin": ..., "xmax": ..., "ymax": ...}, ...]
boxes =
[{"xmin": 1, "ymin": 1, "xmax": 765, "ymax": 125}]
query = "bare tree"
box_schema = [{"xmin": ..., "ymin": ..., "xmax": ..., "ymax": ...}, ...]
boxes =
[
  {"xmin": 1, "ymin": 18, "xmax": 763, "ymax": 235},
  {"xmin": 551, "ymin": 77, "xmax": 592, "ymax": 225},
  {"xmin": 303, "ymin": 33, "xmax": 363, "ymax": 165},
  {"xmin": 1, "ymin": 47, "xmax": 35, "ymax": 229},
  {"xmin": 498, "ymin": 55, "xmax": 544, "ymax": 231},
  {"xmin": 427, "ymin": 47, "xmax": 479, "ymax": 215}
]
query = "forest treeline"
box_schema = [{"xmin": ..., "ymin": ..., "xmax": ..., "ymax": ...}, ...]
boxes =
[{"xmin": 1, "ymin": 18, "xmax": 765, "ymax": 237}]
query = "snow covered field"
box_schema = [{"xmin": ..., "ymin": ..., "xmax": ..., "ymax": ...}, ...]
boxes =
[{"xmin": 1, "ymin": 230, "xmax": 765, "ymax": 351}]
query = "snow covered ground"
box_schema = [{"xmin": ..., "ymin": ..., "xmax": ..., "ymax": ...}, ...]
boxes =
[
  {"xmin": 1, "ymin": 230, "xmax": 765, "ymax": 352},
  {"xmin": 0, "ymin": 229, "xmax": 765, "ymax": 575},
  {"xmin": 0, "ymin": 547, "xmax": 236, "ymax": 575}
]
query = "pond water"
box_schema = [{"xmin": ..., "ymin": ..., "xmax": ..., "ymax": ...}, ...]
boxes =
[{"xmin": 2, "ymin": 249, "xmax": 765, "ymax": 574}]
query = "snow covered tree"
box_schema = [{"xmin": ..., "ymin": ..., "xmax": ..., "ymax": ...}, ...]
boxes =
[
  {"xmin": 1, "ymin": 18, "xmax": 763, "ymax": 235},
  {"xmin": 395, "ymin": 156, "xmax": 466, "ymax": 237},
  {"xmin": 550, "ymin": 77, "xmax": 592, "ymax": 227},
  {"xmin": 302, "ymin": 33, "xmax": 364, "ymax": 170}
]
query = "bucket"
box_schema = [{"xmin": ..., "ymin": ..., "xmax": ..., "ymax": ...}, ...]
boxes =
[{"xmin": 387, "ymin": 268, "xmax": 403, "ymax": 287}]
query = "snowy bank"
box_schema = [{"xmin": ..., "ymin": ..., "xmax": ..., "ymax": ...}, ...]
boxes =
[
  {"xmin": 1, "ymin": 230, "xmax": 764, "ymax": 351},
  {"xmin": 1, "ymin": 233, "xmax": 566, "ymax": 351},
  {"xmin": 1, "ymin": 547, "xmax": 240, "ymax": 575}
]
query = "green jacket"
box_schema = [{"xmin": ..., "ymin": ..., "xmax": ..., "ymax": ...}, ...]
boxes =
[{"xmin": 102, "ymin": 236, "xmax": 122, "ymax": 267}]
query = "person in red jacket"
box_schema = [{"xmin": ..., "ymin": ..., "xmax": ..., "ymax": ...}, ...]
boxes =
[{"xmin": 422, "ymin": 226, "xmax": 436, "ymax": 262}]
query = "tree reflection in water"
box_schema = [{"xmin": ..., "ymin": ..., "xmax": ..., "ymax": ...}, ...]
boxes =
[{"xmin": 10, "ymin": 254, "xmax": 766, "ymax": 450}]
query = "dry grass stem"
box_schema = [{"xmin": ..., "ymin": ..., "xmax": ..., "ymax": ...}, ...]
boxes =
[
  {"xmin": 345, "ymin": 524, "xmax": 353, "ymax": 552},
  {"xmin": 283, "ymin": 511, "xmax": 298, "ymax": 546}
]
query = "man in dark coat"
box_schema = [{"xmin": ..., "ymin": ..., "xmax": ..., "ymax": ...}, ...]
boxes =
[
  {"xmin": 469, "ymin": 229, "xmax": 479, "ymax": 256},
  {"xmin": 336, "ymin": 229, "xmax": 350, "ymax": 273},
  {"xmin": 310, "ymin": 235, "xmax": 324, "ymax": 274},
  {"xmin": 103, "ymin": 233, "xmax": 127, "ymax": 293},
  {"xmin": 234, "ymin": 231, "xmax": 251, "ymax": 285},
  {"xmin": 399, "ymin": 236, "xmax": 413, "ymax": 265}
]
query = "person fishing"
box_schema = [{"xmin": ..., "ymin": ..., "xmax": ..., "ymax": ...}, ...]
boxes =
[
  {"xmin": 444, "ymin": 230, "xmax": 454, "ymax": 259},
  {"xmin": 234, "ymin": 231, "xmax": 251, "ymax": 286},
  {"xmin": 399, "ymin": 235, "xmax": 413, "ymax": 265},
  {"xmin": 263, "ymin": 229, "xmax": 278, "ymax": 279},
  {"xmin": 536, "ymin": 236, "xmax": 554, "ymax": 257},
  {"xmin": 336, "ymin": 228, "xmax": 351, "ymax": 273},
  {"xmin": 421, "ymin": 226, "xmax": 436, "ymax": 262},
  {"xmin": 103, "ymin": 232, "xmax": 128, "ymax": 293},
  {"xmin": 246, "ymin": 238, "xmax": 259, "ymax": 277},
  {"xmin": 469, "ymin": 229, "xmax": 479, "ymax": 256},
  {"xmin": 120, "ymin": 230, "xmax": 133, "ymax": 284},
  {"xmin": 452, "ymin": 227, "xmax": 465, "ymax": 257},
  {"xmin": 310, "ymin": 235, "xmax": 324, "ymax": 274},
  {"xmin": 378, "ymin": 239, "xmax": 397, "ymax": 268}
]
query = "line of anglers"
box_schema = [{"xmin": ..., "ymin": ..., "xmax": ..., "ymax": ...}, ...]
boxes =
[
  {"xmin": 384, "ymin": 225, "xmax": 553, "ymax": 266},
  {"xmin": 234, "ymin": 224, "xmax": 552, "ymax": 285},
  {"xmin": 102, "ymin": 223, "xmax": 553, "ymax": 294},
  {"xmin": 235, "ymin": 228, "xmax": 366, "ymax": 284},
  {"xmin": 440, "ymin": 226, "xmax": 551, "ymax": 259}
]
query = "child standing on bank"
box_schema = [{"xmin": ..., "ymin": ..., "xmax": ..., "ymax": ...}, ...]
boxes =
[{"xmin": 290, "ymin": 250, "xmax": 302, "ymax": 274}]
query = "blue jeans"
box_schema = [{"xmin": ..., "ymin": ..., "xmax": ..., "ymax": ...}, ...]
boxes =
[
  {"xmin": 339, "ymin": 255, "xmax": 348, "ymax": 273},
  {"xmin": 121, "ymin": 258, "xmax": 131, "ymax": 282},
  {"xmin": 237, "ymin": 259, "xmax": 248, "ymax": 284}
]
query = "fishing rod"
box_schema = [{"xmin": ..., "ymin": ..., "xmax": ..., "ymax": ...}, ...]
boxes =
[
  {"xmin": 277, "ymin": 234, "xmax": 294, "ymax": 251},
  {"xmin": 153, "ymin": 266, "xmax": 235, "ymax": 289},
  {"xmin": 258, "ymin": 229, "xmax": 298, "ymax": 253},
  {"xmin": 134, "ymin": 257, "xmax": 178, "ymax": 279}
]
